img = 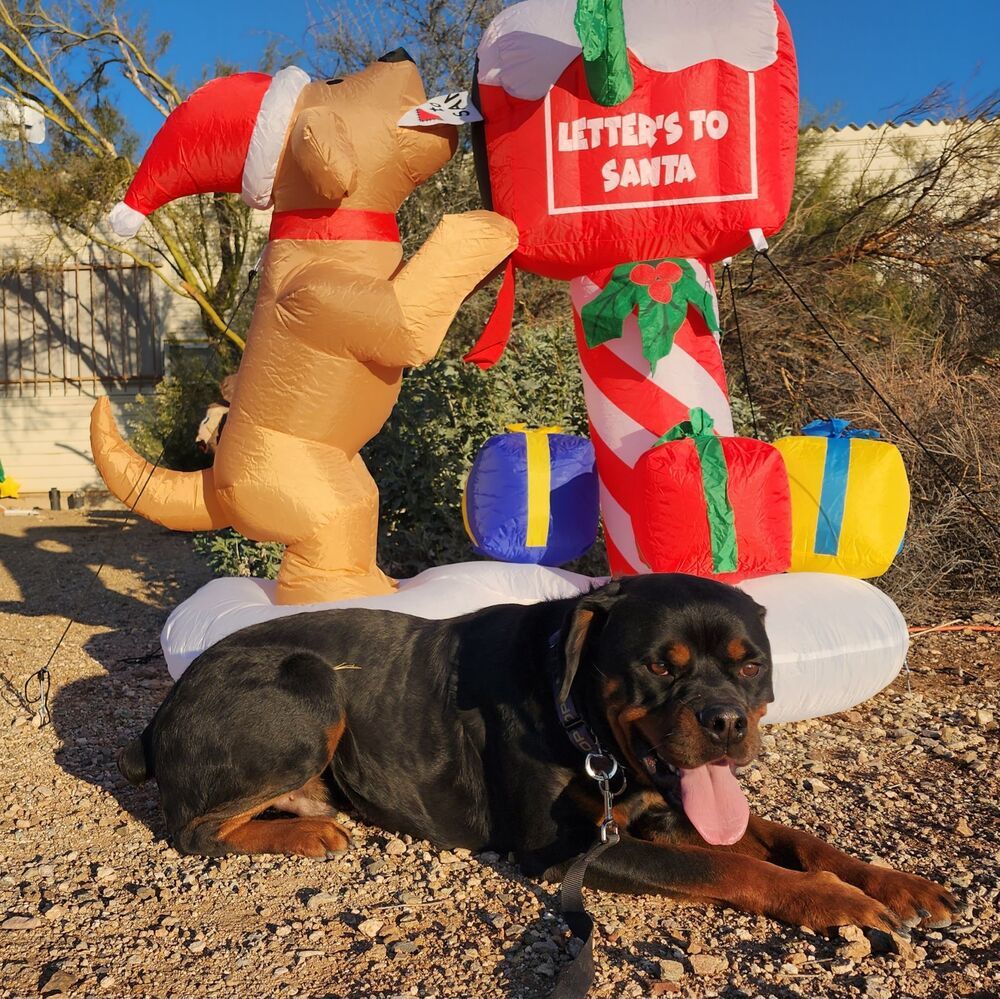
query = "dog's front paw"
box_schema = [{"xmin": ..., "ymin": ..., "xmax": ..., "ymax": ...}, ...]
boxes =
[
  {"xmin": 853, "ymin": 865, "xmax": 959, "ymax": 929},
  {"xmin": 779, "ymin": 871, "xmax": 906, "ymax": 935}
]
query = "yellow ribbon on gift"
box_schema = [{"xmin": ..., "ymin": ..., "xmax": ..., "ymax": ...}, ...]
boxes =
[{"xmin": 507, "ymin": 424, "xmax": 562, "ymax": 548}]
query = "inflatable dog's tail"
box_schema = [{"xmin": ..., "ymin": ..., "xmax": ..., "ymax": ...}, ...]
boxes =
[
  {"xmin": 90, "ymin": 397, "xmax": 230, "ymax": 532},
  {"xmin": 117, "ymin": 735, "xmax": 151, "ymax": 785}
]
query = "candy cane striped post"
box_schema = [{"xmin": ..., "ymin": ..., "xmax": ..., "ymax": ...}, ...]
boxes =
[{"xmin": 570, "ymin": 259, "xmax": 734, "ymax": 575}]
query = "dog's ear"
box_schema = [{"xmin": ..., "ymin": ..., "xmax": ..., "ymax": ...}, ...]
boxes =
[
  {"xmin": 289, "ymin": 107, "xmax": 359, "ymax": 201},
  {"xmin": 558, "ymin": 580, "xmax": 623, "ymax": 703}
]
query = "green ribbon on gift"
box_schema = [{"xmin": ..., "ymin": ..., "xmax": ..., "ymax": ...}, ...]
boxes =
[
  {"xmin": 574, "ymin": 0, "xmax": 634, "ymax": 106},
  {"xmin": 653, "ymin": 408, "xmax": 739, "ymax": 574},
  {"xmin": 579, "ymin": 258, "xmax": 720, "ymax": 373}
]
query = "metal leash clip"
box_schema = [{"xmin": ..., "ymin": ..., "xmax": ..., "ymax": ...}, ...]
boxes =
[{"xmin": 584, "ymin": 751, "xmax": 621, "ymax": 843}]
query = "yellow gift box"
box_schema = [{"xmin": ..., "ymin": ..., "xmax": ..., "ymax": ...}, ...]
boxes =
[{"xmin": 774, "ymin": 420, "xmax": 909, "ymax": 578}]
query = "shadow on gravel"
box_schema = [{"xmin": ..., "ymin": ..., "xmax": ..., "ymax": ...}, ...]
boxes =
[
  {"xmin": 49, "ymin": 642, "xmax": 173, "ymax": 834},
  {"xmin": 0, "ymin": 513, "xmax": 192, "ymax": 628},
  {"xmin": 11, "ymin": 515, "xmax": 213, "ymax": 837}
]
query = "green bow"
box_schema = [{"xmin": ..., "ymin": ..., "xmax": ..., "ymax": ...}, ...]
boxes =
[
  {"xmin": 574, "ymin": 0, "xmax": 634, "ymax": 106},
  {"xmin": 654, "ymin": 408, "xmax": 739, "ymax": 574},
  {"xmin": 579, "ymin": 258, "xmax": 720, "ymax": 373}
]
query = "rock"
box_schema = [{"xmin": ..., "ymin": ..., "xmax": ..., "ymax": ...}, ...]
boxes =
[
  {"xmin": 650, "ymin": 983, "xmax": 681, "ymax": 996},
  {"xmin": 392, "ymin": 940, "xmax": 419, "ymax": 956},
  {"xmin": 839, "ymin": 924, "xmax": 866, "ymax": 942},
  {"xmin": 657, "ymin": 959, "xmax": 685, "ymax": 982},
  {"xmin": 358, "ymin": 918, "xmax": 384, "ymax": 939},
  {"xmin": 305, "ymin": 892, "xmax": 338, "ymax": 910},
  {"xmin": 40, "ymin": 969, "xmax": 79, "ymax": 996},
  {"xmin": 975, "ymin": 708, "xmax": 994, "ymax": 727},
  {"xmin": 386, "ymin": 839, "xmax": 406, "ymax": 856},
  {"xmin": 779, "ymin": 962, "xmax": 799, "ymax": 975},
  {"xmin": 838, "ymin": 940, "xmax": 872, "ymax": 961},
  {"xmin": 1, "ymin": 915, "xmax": 42, "ymax": 930},
  {"xmin": 954, "ymin": 817, "xmax": 973, "ymax": 837},
  {"xmin": 187, "ymin": 940, "xmax": 206, "ymax": 954},
  {"xmin": 24, "ymin": 863, "xmax": 55, "ymax": 879},
  {"xmin": 804, "ymin": 778, "xmax": 829, "ymax": 794},
  {"xmin": 688, "ymin": 954, "xmax": 728, "ymax": 977}
]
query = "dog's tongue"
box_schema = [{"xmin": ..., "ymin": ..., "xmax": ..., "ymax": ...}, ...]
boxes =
[{"xmin": 679, "ymin": 762, "xmax": 750, "ymax": 845}]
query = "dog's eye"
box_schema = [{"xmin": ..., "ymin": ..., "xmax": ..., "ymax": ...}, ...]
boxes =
[
  {"xmin": 326, "ymin": 78, "xmax": 344, "ymax": 85},
  {"xmin": 646, "ymin": 661, "xmax": 669, "ymax": 676},
  {"xmin": 740, "ymin": 663, "xmax": 761, "ymax": 678}
]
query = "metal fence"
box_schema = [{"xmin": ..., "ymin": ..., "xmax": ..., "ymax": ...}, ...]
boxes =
[{"xmin": 0, "ymin": 261, "xmax": 161, "ymax": 397}]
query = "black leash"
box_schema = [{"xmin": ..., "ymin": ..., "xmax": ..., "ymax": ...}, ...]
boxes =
[
  {"xmin": 760, "ymin": 250, "xmax": 1000, "ymax": 544},
  {"xmin": 547, "ymin": 631, "xmax": 624, "ymax": 998},
  {"xmin": 551, "ymin": 753, "xmax": 621, "ymax": 999}
]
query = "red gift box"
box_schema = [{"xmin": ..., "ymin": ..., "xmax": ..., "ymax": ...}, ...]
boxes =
[{"xmin": 634, "ymin": 409, "xmax": 791, "ymax": 583}]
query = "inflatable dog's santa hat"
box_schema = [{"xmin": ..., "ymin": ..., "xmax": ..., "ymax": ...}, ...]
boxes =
[{"xmin": 108, "ymin": 66, "xmax": 310, "ymax": 238}]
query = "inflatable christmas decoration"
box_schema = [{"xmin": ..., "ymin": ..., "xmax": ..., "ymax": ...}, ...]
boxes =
[
  {"xmin": 90, "ymin": 52, "xmax": 517, "ymax": 604},
  {"xmin": 0, "ymin": 458, "xmax": 19, "ymax": 499},
  {"xmin": 462, "ymin": 425, "xmax": 599, "ymax": 565},
  {"xmin": 634, "ymin": 408, "xmax": 791, "ymax": 581},
  {"xmin": 775, "ymin": 419, "xmax": 910, "ymax": 578},
  {"xmin": 466, "ymin": 0, "xmax": 798, "ymax": 573}
]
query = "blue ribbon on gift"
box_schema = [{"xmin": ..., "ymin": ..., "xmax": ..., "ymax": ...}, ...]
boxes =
[{"xmin": 800, "ymin": 419, "xmax": 881, "ymax": 556}]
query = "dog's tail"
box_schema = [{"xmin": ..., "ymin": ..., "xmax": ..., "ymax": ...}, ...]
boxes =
[
  {"xmin": 90, "ymin": 397, "xmax": 230, "ymax": 532},
  {"xmin": 117, "ymin": 735, "xmax": 151, "ymax": 785}
]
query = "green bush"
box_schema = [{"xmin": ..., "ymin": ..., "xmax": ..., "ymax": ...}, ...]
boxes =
[
  {"xmin": 363, "ymin": 317, "xmax": 609, "ymax": 578},
  {"xmin": 192, "ymin": 529, "xmax": 284, "ymax": 579},
  {"xmin": 124, "ymin": 348, "xmax": 233, "ymax": 470}
]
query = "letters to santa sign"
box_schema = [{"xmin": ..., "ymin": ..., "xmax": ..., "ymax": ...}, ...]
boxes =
[{"xmin": 476, "ymin": 0, "xmax": 799, "ymax": 280}]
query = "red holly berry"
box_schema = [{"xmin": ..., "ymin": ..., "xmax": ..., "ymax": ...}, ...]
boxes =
[{"xmin": 629, "ymin": 261, "xmax": 683, "ymax": 303}]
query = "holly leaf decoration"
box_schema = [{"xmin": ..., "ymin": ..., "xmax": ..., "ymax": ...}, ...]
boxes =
[{"xmin": 579, "ymin": 258, "xmax": 720, "ymax": 372}]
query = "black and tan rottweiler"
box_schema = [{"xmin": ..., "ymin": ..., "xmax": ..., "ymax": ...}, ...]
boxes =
[{"xmin": 119, "ymin": 574, "xmax": 956, "ymax": 933}]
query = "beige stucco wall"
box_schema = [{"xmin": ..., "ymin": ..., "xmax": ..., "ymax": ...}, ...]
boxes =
[{"xmin": 0, "ymin": 211, "xmax": 206, "ymax": 493}]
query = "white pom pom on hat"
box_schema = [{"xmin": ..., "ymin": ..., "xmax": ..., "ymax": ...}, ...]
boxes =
[{"xmin": 108, "ymin": 65, "xmax": 310, "ymax": 239}]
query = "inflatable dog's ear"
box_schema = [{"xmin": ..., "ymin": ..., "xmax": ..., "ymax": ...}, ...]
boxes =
[{"xmin": 289, "ymin": 107, "xmax": 359, "ymax": 201}]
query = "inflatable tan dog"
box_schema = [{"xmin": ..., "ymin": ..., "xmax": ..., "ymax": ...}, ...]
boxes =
[{"xmin": 92, "ymin": 51, "xmax": 517, "ymax": 603}]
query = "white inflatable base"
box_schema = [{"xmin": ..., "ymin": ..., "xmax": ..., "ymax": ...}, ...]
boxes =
[{"xmin": 160, "ymin": 564, "xmax": 908, "ymax": 725}]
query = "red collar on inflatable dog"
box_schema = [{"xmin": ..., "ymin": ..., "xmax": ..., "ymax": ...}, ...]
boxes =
[{"xmin": 268, "ymin": 208, "xmax": 400, "ymax": 243}]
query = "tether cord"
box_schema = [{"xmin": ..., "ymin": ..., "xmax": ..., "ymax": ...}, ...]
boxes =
[
  {"xmin": 16, "ymin": 446, "xmax": 166, "ymax": 724},
  {"xmin": 722, "ymin": 261, "xmax": 760, "ymax": 439},
  {"xmin": 760, "ymin": 251, "xmax": 1000, "ymax": 545},
  {"xmin": 8, "ymin": 259, "xmax": 262, "ymax": 725}
]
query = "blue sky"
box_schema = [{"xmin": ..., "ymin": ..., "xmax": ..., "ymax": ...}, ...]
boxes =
[{"xmin": 120, "ymin": 0, "xmax": 997, "ymax": 139}]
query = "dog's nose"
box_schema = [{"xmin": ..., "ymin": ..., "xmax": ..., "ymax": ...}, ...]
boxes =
[
  {"xmin": 378, "ymin": 48, "xmax": 415, "ymax": 64},
  {"xmin": 697, "ymin": 704, "xmax": 748, "ymax": 745}
]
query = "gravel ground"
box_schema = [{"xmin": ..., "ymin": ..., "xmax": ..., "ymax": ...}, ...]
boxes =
[{"xmin": 0, "ymin": 511, "xmax": 997, "ymax": 999}]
